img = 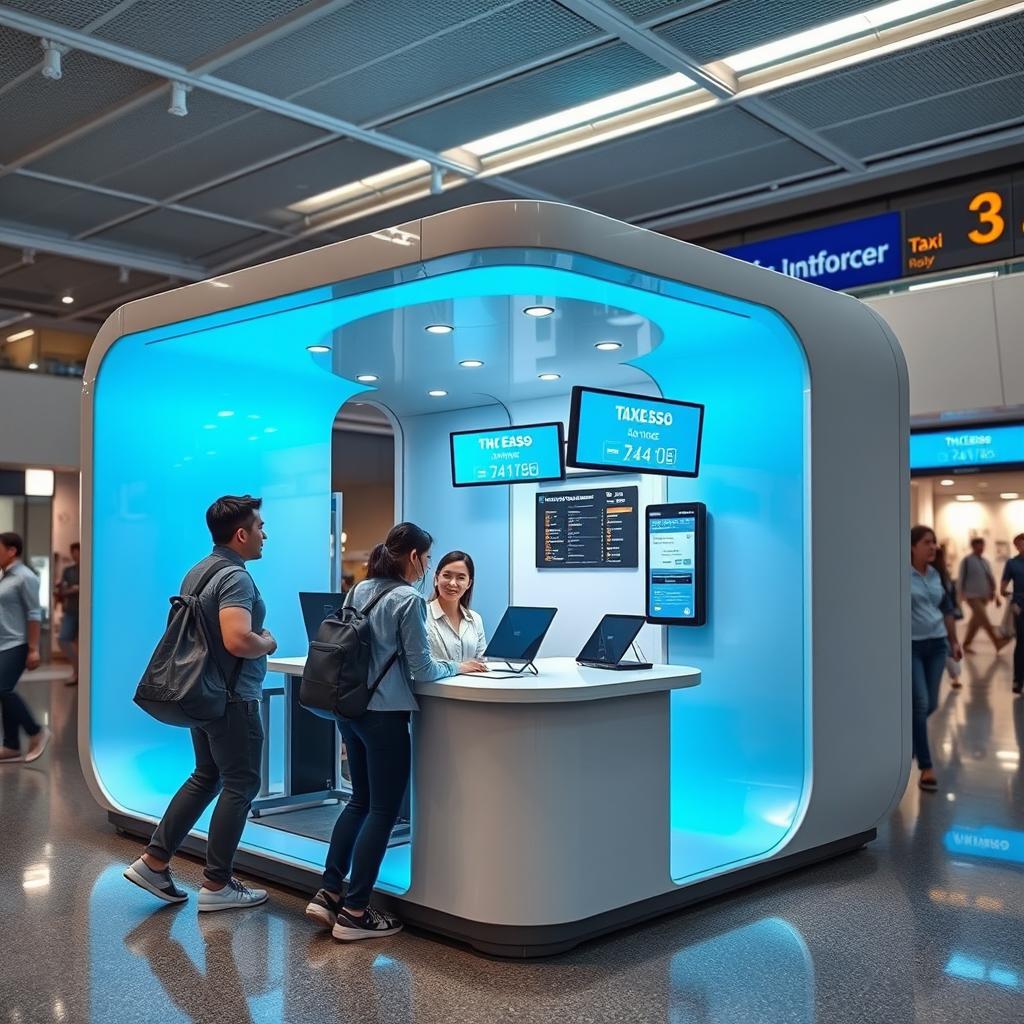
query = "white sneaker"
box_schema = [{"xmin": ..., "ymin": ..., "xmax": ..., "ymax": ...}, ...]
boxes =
[
  {"xmin": 24, "ymin": 727, "xmax": 51, "ymax": 763},
  {"xmin": 197, "ymin": 878, "xmax": 268, "ymax": 912}
]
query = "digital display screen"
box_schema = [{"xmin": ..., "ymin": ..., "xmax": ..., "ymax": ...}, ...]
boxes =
[
  {"xmin": 646, "ymin": 503, "xmax": 706, "ymax": 626},
  {"xmin": 450, "ymin": 422, "xmax": 564, "ymax": 487},
  {"xmin": 567, "ymin": 386, "xmax": 704, "ymax": 478},
  {"xmin": 910, "ymin": 422, "xmax": 1024, "ymax": 475},
  {"xmin": 536, "ymin": 487, "xmax": 639, "ymax": 569}
]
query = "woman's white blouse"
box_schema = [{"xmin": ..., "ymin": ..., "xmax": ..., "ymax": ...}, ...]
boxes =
[{"xmin": 426, "ymin": 599, "xmax": 487, "ymax": 662}]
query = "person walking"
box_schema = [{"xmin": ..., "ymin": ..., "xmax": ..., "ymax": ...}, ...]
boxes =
[
  {"xmin": 1001, "ymin": 532, "xmax": 1024, "ymax": 695},
  {"xmin": 55, "ymin": 541, "xmax": 81, "ymax": 686},
  {"xmin": 934, "ymin": 544, "xmax": 964, "ymax": 690},
  {"xmin": 959, "ymin": 537, "xmax": 1007, "ymax": 653},
  {"xmin": 911, "ymin": 525, "xmax": 963, "ymax": 792},
  {"xmin": 124, "ymin": 495, "xmax": 277, "ymax": 911},
  {"xmin": 0, "ymin": 532, "xmax": 50, "ymax": 763},
  {"xmin": 304, "ymin": 522, "xmax": 487, "ymax": 940}
]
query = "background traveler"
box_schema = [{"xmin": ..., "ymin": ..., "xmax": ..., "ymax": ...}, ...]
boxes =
[
  {"xmin": 426, "ymin": 550, "xmax": 487, "ymax": 663},
  {"xmin": 959, "ymin": 537, "xmax": 1006, "ymax": 653},
  {"xmin": 934, "ymin": 544, "xmax": 964, "ymax": 690},
  {"xmin": 0, "ymin": 532, "xmax": 49, "ymax": 763},
  {"xmin": 55, "ymin": 541, "xmax": 81, "ymax": 687},
  {"xmin": 1001, "ymin": 532, "xmax": 1024, "ymax": 695},
  {"xmin": 911, "ymin": 525, "xmax": 963, "ymax": 792},
  {"xmin": 305, "ymin": 523, "xmax": 486, "ymax": 941},
  {"xmin": 123, "ymin": 495, "xmax": 276, "ymax": 911}
]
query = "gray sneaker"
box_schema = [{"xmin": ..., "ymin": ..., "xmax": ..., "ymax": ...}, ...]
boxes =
[
  {"xmin": 123, "ymin": 858, "xmax": 188, "ymax": 904},
  {"xmin": 197, "ymin": 878, "xmax": 268, "ymax": 913}
]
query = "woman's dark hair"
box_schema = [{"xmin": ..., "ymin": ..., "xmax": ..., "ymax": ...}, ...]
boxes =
[
  {"xmin": 0, "ymin": 532, "xmax": 23, "ymax": 557},
  {"xmin": 206, "ymin": 494, "xmax": 262, "ymax": 545},
  {"xmin": 366, "ymin": 522, "xmax": 433, "ymax": 580},
  {"xmin": 910, "ymin": 525, "xmax": 936, "ymax": 548},
  {"xmin": 431, "ymin": 550, "xmax": 475, "ymax": 609},
  {"xmin": 933, "ymin": 543, "xmax": 952, "ymax": 588}
]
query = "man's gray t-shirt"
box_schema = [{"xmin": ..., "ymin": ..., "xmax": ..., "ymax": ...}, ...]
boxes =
[{"xmin": 182, "ymin": 545, "xmax": 266, "ymax": 701}]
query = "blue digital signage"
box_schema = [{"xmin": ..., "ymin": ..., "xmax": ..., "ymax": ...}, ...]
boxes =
[
  {"xmin": 450, "ymin": 421, "xmax": 565, "ymax": 487},
  {"xmin": 723, "ymin": 212, "xmax": 902, "ymax": 291},
  {"xmin": 567, "ymin": 386, "xmax": 704, "ymax": 478},
  {"xmin": 910, "ymin": 422, "xmax": 1024, "ymax": 475}
]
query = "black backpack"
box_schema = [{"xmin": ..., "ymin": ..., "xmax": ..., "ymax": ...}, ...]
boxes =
[
  {"xmin": 300, "ymin": 581, "xmax": 403, "ymax": 720},
  {"xmin": 133, "ymin": 559, "xmax": 245, "ymax": 728}
]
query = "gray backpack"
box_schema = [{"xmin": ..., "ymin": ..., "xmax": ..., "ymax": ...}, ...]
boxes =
[{"xmin": 134, "ymin": 558, "xmax": 244, "ymax": 727}]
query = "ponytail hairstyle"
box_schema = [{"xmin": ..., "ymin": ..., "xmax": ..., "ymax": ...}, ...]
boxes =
[{"xmin": 366, "ymin": 522, "xmax": 434, "ymax": 581}]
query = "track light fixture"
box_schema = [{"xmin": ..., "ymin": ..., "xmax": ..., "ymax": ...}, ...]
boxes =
[
  {"xmin": 430, "ymin": 165, "xmax": 443, "ymax": 196},
  {"xmin": 168, "ymin": 81, "xmax": 191, "ymax": 117},
  {"xmin": 40, "ymin": 39, "xmax": 64, "ymax": 81}
]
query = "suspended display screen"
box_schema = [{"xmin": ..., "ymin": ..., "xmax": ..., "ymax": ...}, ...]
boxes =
[
  {"xmin": 567, "ymin": 386, "xmax": 704, "ymax": 477},
  {"xmin": 450, "ymin": 422, "xmax": 565, "ymax": 487},
  {"xmin": 910, "ymin": 422, "xmax": 1024, "ymax": 475}
]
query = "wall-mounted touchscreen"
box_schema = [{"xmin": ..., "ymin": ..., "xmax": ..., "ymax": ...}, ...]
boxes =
[{"xmin": 646, "ymin": 502, "xmax": 707, "ymax": 626}]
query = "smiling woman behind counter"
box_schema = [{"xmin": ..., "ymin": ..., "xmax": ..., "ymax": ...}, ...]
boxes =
[{"xmin": 427, "ymin": 550, "xmax": 488, "ymax": 663}]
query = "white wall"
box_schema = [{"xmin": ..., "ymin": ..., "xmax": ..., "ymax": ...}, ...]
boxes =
[
  {"xmin": 0, "ymin": 369, "xmax": 81, "ymax": 468},
  {"xmin": 934, "ymin": 491, "xmax": 1024, "ymax": 577}
]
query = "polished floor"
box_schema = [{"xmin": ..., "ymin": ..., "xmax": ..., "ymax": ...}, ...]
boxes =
[{"xmin": 2, "ymin": 650, "xmax": 1024, "ymax": 1024}]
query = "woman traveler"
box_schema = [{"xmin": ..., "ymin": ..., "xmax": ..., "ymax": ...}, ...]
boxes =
[
  {"xmin": 426, "ymin": 550, "xmax": 487, "ymax": 663},
  {"xmin": 911, "ymin": 525, "xmax": 962, "ymax": 792},
  {"xmin": 0, "ymin": 532, "xmax": 49, "ymax": 763},
  {"xmin": 934, "ymin": 544, "xmax": 964, "ymax": 690},
  {"xmin": 305, "ymin": 523, "xmax": 486, "ymax": 940}
]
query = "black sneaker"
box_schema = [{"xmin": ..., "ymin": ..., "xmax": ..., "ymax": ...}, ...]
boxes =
[
  {"xmin": 305, "ymin": 888, "xmax": 341, "ymax": 928},
  {"xmin": 123, "ymin": 857, "xmax": 189, "ymax": 903},
  {"xmin": 332, "ymin": 905, "xmax": 403, "ymax": 941}
]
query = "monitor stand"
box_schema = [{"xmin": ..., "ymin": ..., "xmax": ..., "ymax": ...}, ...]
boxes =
[
  {"xmin": 492, "ymin": 659, "xmax": 539, "ymax": 676},
  {"xmin": 579, "ymin": 640, "xmax": 653, "ymax": 672}
]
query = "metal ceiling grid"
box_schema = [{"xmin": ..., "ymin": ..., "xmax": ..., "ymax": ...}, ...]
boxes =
[
  {"xmin": 0, "ymin": 0, "xmax": 124, "ymax": 30},
  {"xmin": 217, "ymin": 0, "xmax": 517, "ymax": 99},
  {"xmin": 187, "ymin": 137, "xmax": 407, "ymax": 224},
  {"xmin": 0, "ymin": 47, "xmax": 156, "ymax": 163},
  {"xmin": 768, "ymin": 12, "xmax": 1024, "ymax": 157},
  {"xmin": 0, "ymin": 174, "xmax": 145, "ymax": 236},
  {"xmin": 0, "ymin": 24, "xmax": 40, "ymax": 89},
  {"xmin": 0, "ymin": 254, "xmax": 164, "ymax": 311},
  {"xmin": 606, "ymin": 0, "xmax": 703, "ymax": 18},
  {"xmin": 655, "ymin": 0, "xmax": 888, "ymax": 64},
  {"xmin": 294, "ymin": 1, "xmax": 604, "ymax": 125},
  {"xmin": 386, "ymin": 41, "xmax": 667, "ymax": 152},
  {"xmin": 93, "ymin": 0, "xmax": 314, "ymax": 66},
  {"xmin": 92, "ymin": 207, "xmax": 264, "ymax": 261}
]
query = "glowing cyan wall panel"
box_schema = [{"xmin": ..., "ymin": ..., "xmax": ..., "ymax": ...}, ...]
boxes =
[{"xmin": 89, "ymin": 250, "xmax": 807, "ymax": 894}]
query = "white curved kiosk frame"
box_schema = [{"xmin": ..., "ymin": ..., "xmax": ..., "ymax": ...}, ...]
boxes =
[{"xmin": 80, "ymin": 202, "xmax": 909, "ymax": 956}]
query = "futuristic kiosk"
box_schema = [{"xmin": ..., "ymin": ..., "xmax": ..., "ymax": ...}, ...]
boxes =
[{"xmin": 80, "ymin": 202, "xmax": 909, "ymax": 957}]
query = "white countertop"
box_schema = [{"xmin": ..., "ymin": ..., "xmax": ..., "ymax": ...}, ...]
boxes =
[{"xmin": 267, "ymin": 655, "xmax": 700, "ymax": 704}]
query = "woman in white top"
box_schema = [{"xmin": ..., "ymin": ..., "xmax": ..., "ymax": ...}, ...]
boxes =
[{"xmin": 426, "ymin": 551, "xmax": 487, "ymax": 663}]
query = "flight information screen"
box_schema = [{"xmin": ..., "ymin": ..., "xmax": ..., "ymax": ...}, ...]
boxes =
[
  {"xmin": 536, "ymin": 487, "xmax": 639, "ymax": 569},
  {"xmin": 567, "ymin": 386, "xmax": 704, "ymax": 478},
  {"xmin": 646, "ymin": 503, "xmax": 706, "ymax": 625},
  {"xmin": 450, "ymin": 422, "xmax": 565, "ymax": 487}
]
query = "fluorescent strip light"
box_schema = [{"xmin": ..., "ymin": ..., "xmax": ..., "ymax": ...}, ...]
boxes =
[
  {"xmin": 908, "ymin": 271, "xmax": 998, "ymax": 291},
  {"xmin": 1000, "ymin": 493, "xmax": 1019, "ymax": 500},
  {"xmin": 291, "ymin": 159, "xmax": 428, "ymax": 215},
  {"xmin": 955, "ymin": 494, "xmax": 976, "ymax": 502},
  {"xmin": 6, "ymin": 329, "xmax": 34, "ymax": 342}
]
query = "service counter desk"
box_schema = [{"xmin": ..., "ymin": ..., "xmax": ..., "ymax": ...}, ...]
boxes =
[{"xmin": 266, "ymin": 655, "xmax": 700, "ymax": 956}]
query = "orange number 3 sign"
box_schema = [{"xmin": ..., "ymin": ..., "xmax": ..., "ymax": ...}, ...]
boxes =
[{"xmin": 968, "ymin": 190, "xmax": 1005, "ymax": 245}]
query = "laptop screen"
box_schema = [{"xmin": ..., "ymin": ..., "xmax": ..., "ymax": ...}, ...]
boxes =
[
  {"xmin": 299, "ymin": 592, "xmax": 344, "ymax": 642},
  {"xmin": 577, "ymin": 614, "xmax": 646, "ymax": 665},
  {"xmin": 483, "ymin": 606, "xmax": 557, "ymax": 663}
]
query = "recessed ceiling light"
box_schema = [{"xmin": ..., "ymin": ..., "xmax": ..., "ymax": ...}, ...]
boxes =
[
  {"xmin": 27, "ymin": 362, "xmax": 38, "ymax": 370},
  {"xmin": 523, "ymin": 305, "xmax": 554, "ymax": 318},
  {"xmin": 306, "ymin": 344, "xmax": 331, "ymax": 353},
  {"xmin": 356, "ymin": 374, "xmax": 379, "ymax": 383},
  {"xmin": 538, "ymin": 373, "xmax": 561, "ymax": 381},
  {"xmin": 428, "ymin": 389, "xmax": 448, "ymax": 397},
  {"xmin": 60, "ymin": 294, "xmax": 74, "ymax": 305},
  {"xmin": 595, "ymin": 341, "xmax": 622, "ymax": 351},
  {"xmin": 955, "ymin": 495, "xmax": 975, "ymax": 502},
  {"xmin": 425, "ymin": 324, "xmax": 453, "ymax": 335},
  {"xmin": 217, "ymin": 410, "xmax": 234, "ymax": 417},
  {"xmin": 247, "ymin": 435, "xmax": 259, "ymax": 442},
  {"xmin": 459, "ymin": 359, "xmax": 484, "ymax": 368},
  {"xmin": 940, "ymin": 479, "xmax": 955, "ymax": 486},
  {"xmin": 264, "ymin": 427, "xmax": 278, "ymax": 433},
  {"xmin": 607, "ymin": 313, "xmax": 644, "ymax": 327},
  {"xmin": 6, "ymin": 329, "xmax": 33, "ymax": 342},
  {"xmin": 202, "ymin": 423, "xmax": 216, "ymax": 430},
  {"xmin": 1001, "ymin": 493, "xmax": 1019, "ymax": 500}
]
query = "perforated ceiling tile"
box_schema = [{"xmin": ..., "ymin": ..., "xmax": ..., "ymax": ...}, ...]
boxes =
[
  {"xmin": 0, "ymin": 175, "xmax": 145, "ymax": 236},
  {"xmin": 0, "ymin": 51, "xmax": 156, "ymax": 163},
  {"xmin": 387, "ymin": 43, "xmax": 668, "ymax": 153},
  {"xmin": 0, "ymin": 27, "xmax": 42, "ymax": 90},
  {"xmin": 0, "ymin": 0, "xmax": 125, "ymax": 29},
  {"xmin": 606, "ymin": 0, "xmax": 704, "ymax": 20},
  {"xmin": 218, "ymin": 0, "xmax": 514, "ymax": 99},
  {"xmin": 188, "ymin": 138, "xmax": 405, "ymax": 223},
  {"xmin": 769, "ymin": 12, "xmax": 1024, "ymax": 129},
  {"xmin": 512, "ymin": 106, "xmax": 786, "ymax": 197},
  {"xmin": 95, "ymin": 0, "xmax": 314, "ymax": 68},
  {"xmin": 824, "ymin": 74, "xmax": 1024, "ymax": 160},
  {"xmin": 93, "ymin": 208, "xmax": 265, "ymax": 262},
  {"xmin": 297, "ymin": 0, "xmax": 603, "ymax": 125},
  {"xmin": 0, "ymin": 256, "xmax": 164, "ymax": 311},
  {"xmin": 656, "ymin": 0, "xmax": 884, "ymax": 64}
]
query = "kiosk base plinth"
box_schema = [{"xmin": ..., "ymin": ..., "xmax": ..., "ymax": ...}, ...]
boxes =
[{"xmin": 108, "ymin": 811, "xmax": 874, "ymax": 958}]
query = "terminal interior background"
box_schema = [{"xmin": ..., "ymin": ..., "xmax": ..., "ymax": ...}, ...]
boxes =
[{"xmin": 2, "ymin": 0, "xmax": 1024, "ymax": 1021}]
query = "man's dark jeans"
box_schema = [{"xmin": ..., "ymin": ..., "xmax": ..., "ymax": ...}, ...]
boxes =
[
  {"xmin": 147, "ymin": 699, "xmax": 263, "ymax": 884},
  {"xmin": 0, "ymin": 644, "xmax": 41, "ymax": 751}
]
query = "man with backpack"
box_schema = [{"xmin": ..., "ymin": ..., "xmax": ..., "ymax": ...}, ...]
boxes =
[{"xmin": 124, "ymin": 495, "xmax": 277, "ymax": 911}]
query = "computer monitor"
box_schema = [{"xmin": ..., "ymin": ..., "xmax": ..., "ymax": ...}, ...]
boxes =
[
  {"xmin": 483, "ymin": 606, "xmax": 557, "ymax": 672},
  {"xmin": 299, "ymin": 592, "xmax": 344, "ymax": 642},
  {"xmin": 576, "ymin": 614, "xmax": 648, "ymax": 669}
]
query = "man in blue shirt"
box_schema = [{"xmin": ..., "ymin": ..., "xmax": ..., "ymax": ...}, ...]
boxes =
[{"xmin": 1001, "ymin": 532, "xmax": 1024, "ymax": 694}]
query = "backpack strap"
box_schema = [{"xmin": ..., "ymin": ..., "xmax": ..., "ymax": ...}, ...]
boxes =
[
  {"xmin": 189, "ymin": 557, "xmax": 248, "ymax": 695},
  {"xmin": 355, "ymin": 580, "xmax": 408, "ymax": 698}
]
